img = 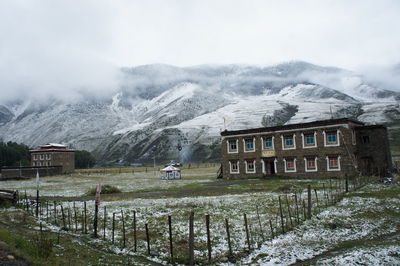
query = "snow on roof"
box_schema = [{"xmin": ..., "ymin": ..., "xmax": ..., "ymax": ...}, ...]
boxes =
[
  {"xmin": 46, "ymin": 143, "xmax": 67, "ymax": 147},
  {"xmin": 161, "ymin": 165, "xmax": 181, "ymax": 171},
  {"xmin": 39, "ymin": 143, "xmax": 67, "ymax": 148}
]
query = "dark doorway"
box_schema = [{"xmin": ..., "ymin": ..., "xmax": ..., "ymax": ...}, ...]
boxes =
[
  {"xmin": 264, "ymin": 159, "xmax": 275, "ymax": 175},
  {"xmin": 360, "ymin": 157, "xmax": 373, "ymax": 175},
  {"xmin": 270, "ymin": 161, "xmax": 275, "ymax": 174}
]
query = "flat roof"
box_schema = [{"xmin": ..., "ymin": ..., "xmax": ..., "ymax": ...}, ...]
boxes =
[
  {"xmin": 221, "ymin": 118, "xmax": 364, "ymax": 136},
  {"xmin": 30, "ymin": 148, "xmax": 75, "ymax": 152}
]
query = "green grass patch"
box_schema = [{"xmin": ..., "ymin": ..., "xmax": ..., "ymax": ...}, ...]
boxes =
[{"xmin": 84, "ymin": 185, "xmax": 122, "ymax": 196}]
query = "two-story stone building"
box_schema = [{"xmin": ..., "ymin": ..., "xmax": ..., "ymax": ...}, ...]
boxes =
[
  {"xmin": 220, "ymin": 118, "xmax": 391, "ymax": 179},
  {"xmin": 30, "ymin": 143, "xmax": 75, "ymax": 173}
]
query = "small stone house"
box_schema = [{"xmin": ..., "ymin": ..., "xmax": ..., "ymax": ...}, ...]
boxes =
[
  {"xmin": 220, "ymin": 118, "xmax": 392, "ymax": 179},
  {"xmin": 30, "ymin": 143, "xmax": 75, "ymax": 173}
]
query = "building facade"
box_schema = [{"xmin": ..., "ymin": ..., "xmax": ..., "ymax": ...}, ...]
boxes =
[
  {"xmin": 30, "ymin": 143, "xmax": 75, "ymax": 173},
  {"xmin": 220, "ymin": 118, "xmax": 392, "ymax": 179}
]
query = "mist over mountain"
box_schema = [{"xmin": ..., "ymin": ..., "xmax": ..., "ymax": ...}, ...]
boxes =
[{"xmin": 0, "ymin": 61, "xmax": 399, "ymax": 165}]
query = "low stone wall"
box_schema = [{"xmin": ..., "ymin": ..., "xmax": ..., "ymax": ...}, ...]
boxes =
[{"xmin": 0, "ymin": 166, "xmax": 63, "ymax": 180}]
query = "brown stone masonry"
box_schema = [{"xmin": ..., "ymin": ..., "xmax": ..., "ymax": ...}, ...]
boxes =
[{"xmin": 221, "ymin": 118, "xmax": 391, "ymax": 179}]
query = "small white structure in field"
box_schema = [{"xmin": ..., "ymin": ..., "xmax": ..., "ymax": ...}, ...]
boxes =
[{"xmin": 160, "ymin": 165, "xmax": 181, "ymax": 180}]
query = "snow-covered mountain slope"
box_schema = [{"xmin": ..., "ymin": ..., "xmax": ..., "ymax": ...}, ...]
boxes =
[{"xmin": 0, "ymin": 61, "xmax": 399, "ymax": 164}]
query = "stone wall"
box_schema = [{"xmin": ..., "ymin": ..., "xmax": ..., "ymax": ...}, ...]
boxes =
[{"xmin": 0, "ymin": 166, "xmax": 63, "ymax": 180}]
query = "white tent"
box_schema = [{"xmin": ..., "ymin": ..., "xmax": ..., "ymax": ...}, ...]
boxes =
[{"xmin": 160, "ymin": 165, "xmax": 181, "ymax": 180}]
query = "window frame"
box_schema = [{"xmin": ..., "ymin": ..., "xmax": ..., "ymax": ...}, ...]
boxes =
[
  {"xmin": 229, "ymin": 160, "xmax": 240, "ymax": 174},
  {"xmin": 304, "ymin": 157, "xmax": 318, "ymax": 172},
  {"xmin": 283, "ymin": 158, "xmax": 297, "ymax": 173},
  {"xmin": 302, "ymin": 132, "xmax": 317, "ymax": 148},
  {"xmin": 261, "ymin": 136, "xmax": 275, "ymax": 150},
  {"xmin": 243, "ymin": 138, "xmax": 256, "ymax": 153},
  {"xmin": 227, "ymin": 139, "xmax": 239, "ymax": 154},
  {"xmin": 245, "ymin": 159, "xmax": 256, "ymax": 173},
  {"xmin": 326, "ymin": 155, "xmax": 341, "ymax": 171},
  {"xmin": 323, "ymin": 130, "xmax": 340, "ymax": 147},
  {"xmin": 281, "ymin": 134, "xmax": 296, "ymax": 150}
]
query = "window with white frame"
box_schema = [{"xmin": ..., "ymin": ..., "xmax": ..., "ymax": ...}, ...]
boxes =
[
  {"xmin": 304, "ymin": 157, "xmax": 318, "ymax": 172},
  {"xmin": 39, "ymin": 154, "xmax": 44, "ymax": 160},
  {"xmin": 326, "ymin": 155, "xmax": 341, "ymax": 171},
  {"xmin": 46, "ymin": 154, "xmax": 51, "ymax": 160},
  {"xmin": 245, "ymin": 160, "xmax": 256, "ymax": 173},
  {"xmin": 324, "ymin": 130, "xmax": 339, "ymax": 146},
  {"xmin": 244, "ymin": 138, "xmax": 255, "ymax": 152},
  {"xmin": 262, "ymin": 136, "xmax": 274, "ymax": 150},
  {"xmin": 37, "ymin": 162, "xmax": 41, "ymax": 166},
  {"xmin": 227, "ymin": 139, "xmax": 238, "ymax": 153},
  {"xmin": 282, "ymin": 134, "xmax": 296, "ymax": 150},
  {"xmin": 33, "ymin": 154, "xmax": 38, "ymax": 161},
  {"xmin": 229, "ymin": 161, "xmax": 239, "ymax": 174},
  {"xmin": 284, "ymin": 158, "xmax": 296, "ymax": 172},
  {"xmin": 302, "ymin": 132, "xmax": 317, "ymax": 148}
]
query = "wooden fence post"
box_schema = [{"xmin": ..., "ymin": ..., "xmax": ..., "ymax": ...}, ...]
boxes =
[
  {"xmin": 322, "ymin": 183, "xmax": 328, "ymax": 207},
  {"xmin": 307, "ymin": 185, "xmax": 312, "ymax": 219},
  {"xmin": 84, "ymin": 201, "xmax": 87, "ymax": 234},
  {"xmin": 53, "ymin": 201, "xmax": 57, "ymax": 225},
  {"xmin": 285, "ymin": 195, "xmax": 293, "ymax": 228},
  {"xmin": 46, "ymin": 201, "xmax": 49, "ymax": 223},
  {"xmin": 269, "ymin": 219, "xmax": 274, "ymax": 239},
  {"xmin": 61, "ymin": 205, "xmax": 66, "ymax": 229},
  {"xmin": 94, "ymin": 204, "xmax": 99, "ymax": 238},
  {"xmin": 225, "ymin": 218, "xmax": 232, "ymax": 257},
  {"xmin": 278, "ymin": 196, "xmax": 285, "ymax": 233},
  {"xmin": 256, "ymin": 205, "xmax": 265, "ymax": 241},
  {"xmin": 145, "ymin": 223, "xmax": 150, "ymax": 255},
  {"xmin": 168, "ymin": 215, "xmax": 174, "ymax": 263},
  {"xmin": 294, "ymin": 193, "xmax": 300, "ymax": 225},
  {"xmin": 35, "ymin": 189, "xmax": 39, "ymax": 217},
  {"xmin": 205, "ymin": 215, "xmax": 212, "ymax": 263},
  {"xmin": 103, "ymin": 206, "xmax": 107, "ymax": 240},
  {"xmin": 243, "ymin": 213, "xmax": 251, "ymax": 251},
  {"xmin": 67, "ymin": 208, "xmax": 72, "ymax": 231},
  {"xmin": 81, "ymin": 210, "xmax": 85, "ymax": 233},
  {"xmin": 112, "ymin": 213, "xmax": 115, "ymax": 244},
  {"xmin": 133, "ymin": 210, "xmax": 137, "ymax": 252},
  {"xmin": 73, "ymin": 202, "xmax": 77, "ymax": 232},
  {"xmin": 121, "ymin": 210, "xmax": 126, "ymax": 248},
  {"xmin": 188, "ymin": 211, "xmax": 195, "ymax": 266}
]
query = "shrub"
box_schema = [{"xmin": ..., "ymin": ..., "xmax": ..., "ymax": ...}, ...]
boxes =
[{"xmin": 84, "ymin": 185, "xmax": 121, "ymax": 196}]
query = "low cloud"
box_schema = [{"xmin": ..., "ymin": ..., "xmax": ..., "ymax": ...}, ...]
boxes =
[{"xmin": 0, "ymin": 0, "xmax": 119, "ymax": 104}]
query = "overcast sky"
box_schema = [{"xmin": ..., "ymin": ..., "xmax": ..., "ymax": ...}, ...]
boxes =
[{"xmin": 0, "ymin": 0, "xmax": 400, "ymax": 102}]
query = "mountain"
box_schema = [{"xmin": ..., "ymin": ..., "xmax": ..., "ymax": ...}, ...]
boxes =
[{"xmin": 0, "ymin": 61, "xmax": 399, "ymax": 164}]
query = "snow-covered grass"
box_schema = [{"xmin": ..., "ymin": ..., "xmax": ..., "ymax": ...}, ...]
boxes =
[
  {"xmin": 242, "ymin": 183, "xmax": 400, "ymax": 265},
  {"xmin": 1, "ymin": 166, "xmax": 217, "ymax": 197},
  {"xmin": 23, "ymin": 179, "xmax": 350, "ymax": 264},
  {"xmin": 4, "ymin": 170, "xmax": 394, "ymax": 265}
]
